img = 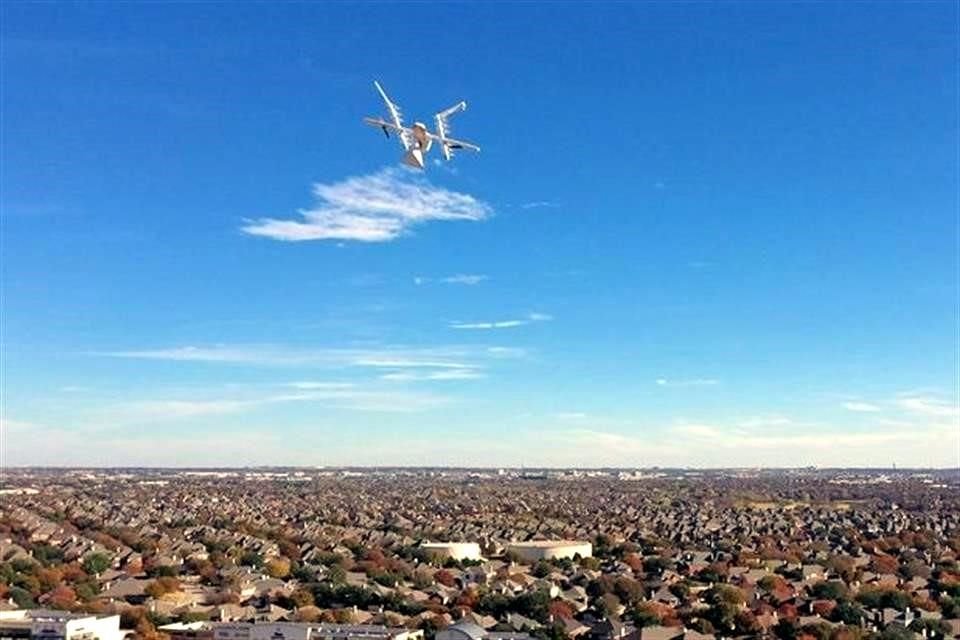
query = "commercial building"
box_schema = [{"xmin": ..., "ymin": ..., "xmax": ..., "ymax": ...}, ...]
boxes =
[
  {"xmin": 0, "ymin": 610, "xmax": 125, "ymax": 640},
  {"xmin": 211, "ymin": 623, "xmax": 422, "ymax": 640},
  {"xmin": 419, "ymin": 542, "xmax": 483, "ymax": 562},
  {"xmin": 505, "ymin": 540, "xmax": 592, "ymax": 563}
]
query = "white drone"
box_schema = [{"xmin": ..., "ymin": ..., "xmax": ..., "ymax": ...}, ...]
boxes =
[{"xmin": 363, "ymin": 80, "xmax": 480, "ymax": 169}]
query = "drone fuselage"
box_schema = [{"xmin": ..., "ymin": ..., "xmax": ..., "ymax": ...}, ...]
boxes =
[{"xmin": 364, "ymin": 81, "xmax": 480, "ymax": 169}]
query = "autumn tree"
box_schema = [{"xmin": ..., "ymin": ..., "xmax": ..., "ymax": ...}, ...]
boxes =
[
  {"xmin": 266, "ymin": 557, "xmax": 291, "ymax": 579},
  {"xmin": 45, "ymin": 585, "xmax": 77, "ymax": 610},
  {"xmin": 434, "ymin": 569, "xmax": 456, "ymax": 587}
]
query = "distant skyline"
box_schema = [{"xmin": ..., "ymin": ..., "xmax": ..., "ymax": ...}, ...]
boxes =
[{"xmin": 2, "ymin": 2, "xmax": 958, "ymax": 468}]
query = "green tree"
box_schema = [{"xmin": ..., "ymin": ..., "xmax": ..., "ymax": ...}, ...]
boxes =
[
  {"xmin": 240, "ymin": 551, "xmax": 263, "ymax": 568},
  {"xmin": 83, "ymin": 552, "xmax": 111, "ymax": 575},
  {"xmin": 810, "ymin": 581, "xmax": 849, "ymax": 602},
  {"xmin": 10, "ymin": 586, "xmax": 35, "ymax": 608},
  {"xmin": 879, "ymin": 625, "xmax": 914, "ymax": 640}
]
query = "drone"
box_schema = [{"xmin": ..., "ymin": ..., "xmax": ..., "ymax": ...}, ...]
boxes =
[{"xmin": 363, "ymin": 80, "xmax": 480, "ymax": 169}]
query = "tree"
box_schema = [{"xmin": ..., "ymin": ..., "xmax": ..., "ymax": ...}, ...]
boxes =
[
  {"xmin": 290, "ymin": 588, "xmax": 315, "ymax": 608},
  {"xmin": 548, "ymin": 600, "xmax": 573, "ymax": 620},
  {"xmin": 82, "ymin": 553, "xmax": 111, "ymax": 576},
  {"xmin": 240, "ymin": 551, "xmax": 263, "ymax": 568},
  {"xmin": 735, "ymin": 610, "xmax": 762, "ymax": 635},
  {"xmin": 37, "ymin": 567, "xmax": 65, "ymax": 592},
  {"xmin": 325, "ymin": 565, "xmax": 347, "ymax": 585},
  {"xmin": 434, "ymin": 569, "xmax": 456, "ymax": 587},
  {"xmin": 10, "ymin": 586, "xmax": 35, "ymax": 608},
  {"xmin": 516, "ymin": 590, "xmax": 554, "ymax": 623},
  {"xmin": 46, "ymin": 585, "xmax": 77, "ymax": 609},
  {"xmin": 613, "ymin": 577, "xmax": 644, "ymax": 606},
  {"xmin": 596, "ymin": 593, "xmax": 622, "ymax": 618},
  {"xmin": 144, "ymin": 577, "xmax": 180, "ymax": 598},
  {"xmin": 147, "ymin": 565, "xmax": 178, "ymax": 578},
  {"xmin": 832, "ymin": 602, "xmax": 864, "ymax": 626},
  {"xmin": 418, "ymin": 615, "xmax": 449, "ymax": 640},
  {"xmin": 266, "ymin": 558, "xmax": 291, "ymax": 579},
  {"xmin": 623, "ymin": 553, "xmax": 644, "ymax": 573},
  {"xmin": 708, "ymin": 584, "xmax": 745, "ymax": 606},
  {"xmin": 294, "ymin": 606, "xmax": 323, "ymax": 622},
  {"xmin": 532, "ymin": 621, "xmax": 569, "ymax": 640},
  {"xmin": 630, "ymin": 604, "xmax": 661, "ymax": 629},
  {"xmin": 75, "ymin": 582, "xmax": 99, "ymax": 602},
  {"xmin": 773, "ymin": 618, "xmax": 798, "ymax": 640},
  {"xmin": 810, "ymin": 581, "xmax": 849, "ymax": 602},
  {"xmin": 879, "ymin": 625, "xmax": 914, "ymax": 640},
  {"xmin": 869, "ymin": 555, "xmax": 899, "ymax": 575},
  {"xmin": 33, "ymin": 545, "xmax": 65, "ymax": 566},
  {"xmin": 801, "ymin": 622, "xmax": 834, "ymax": 640},
  {"xmin": 901, "ymin": 560, "xmax": 931, "ymax": 580},
  {"xmin": 333, "ymin": 608, "xmax": 356, "ymax": 624}
]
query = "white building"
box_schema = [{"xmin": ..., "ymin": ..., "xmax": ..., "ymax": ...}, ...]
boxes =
[
  {"xmin": 419, "ymin": 542, "xmax": 483, "ymax": 562},
  {"xmin": 0, "ymin": 610, "xmax": 125, "ymax": 640},
  {"xmin": 505, "ymin": 540, "xmax": 592, "ymax": 563},
  {"xmin": 212, "ymin": 623, "xmax": 422, "ymax": 640}
]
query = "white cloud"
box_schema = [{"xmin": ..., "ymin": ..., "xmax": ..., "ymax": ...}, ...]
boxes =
[
  {"xmin": 655, "ymin": 378, "xmax": 719, "ymax": 387},
  {"xmin": 414, "ymin": 274, "xmax": 488, "ymax": 286},
  {"xmin": 125, "ymin": 399, "xmax": 254, "ymax": 418},
  {"xmin": 519, "ymin": 201, "xmax": 558, "ymax": 210},
  {"xmin": 450, "ymin": 312, "xmax": 552, "ymax": 330},
  {"xmin": 671, "ymin": 416, "xmax": 958, "ymax": 456},
  {"xmin": 897, "ymin": 394, "xmax": 959, "ymax": 418},
  {"xmin": 555, "ymin": 412, "xmax": 588, "ymax": 420},
  {"xmin": 380, "ymin": 369, "xmax": 485, "ymax": 382},
  {"xmin": 286, "ymin": 381, "xmax": 355, "ymax": 390},
  {"xmin": 116, "ymin": 386, "xmax": 451, "ymax": 421},
  {"xmin": 737, "ymin": 415, "xmax": 793, "ymax": 428},
  {"xmin": 486, "ymin": 346, "xmax": 528, "ymax": 358},
  {"xmin": 843, "ymin": 401, "xmax": 881, "ymax": 413},
  {"xmin": 242, "ymin": 168, "xmax": 491, "ymax": 242},
  {"xmin": 0, "ymin": 418, "xmax": 37, "ymax": 432},
  {"xmin": 101, "ymin": 345, "xmax": 512, "ymax": 371}
]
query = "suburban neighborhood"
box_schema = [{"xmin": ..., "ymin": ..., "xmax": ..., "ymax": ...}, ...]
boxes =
[{"xmin": 1, "ymin": 468, "xmax": 958, "ymax": 640}]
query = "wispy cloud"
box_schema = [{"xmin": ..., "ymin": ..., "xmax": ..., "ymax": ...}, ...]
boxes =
[
  {"xmin": 519, "ymin": 201, "xmax": 558, "ymax": 210},
  {"xmin": 125, "ymin": 400, "xmax": 255, "ymax": 418},
  {"xmin": 843, "ymin": 401, "xmax": 881, "ymax": 413},
  {"xmin": 555, "ymin": 412, "xmax": 588, "ymax": 421},
  {"xmin": 0, "ymin": 418, "xmax": 38, "ymax": 432},
  {"xmin": 673, "ymin": 421, "xmax": 951, "ymax": 450},
  {"xmin": 116, "ymin": 387, "xmax": 451, "ymax": 420},
  {"xmin": 286, "ymin": 381, "xmax": 356, "ymax": 390},
  {"xmin": 897, "ymin": 394, "xmax": 958, "ymax": 418},
  {"xmin": 486, "ymin": 346, "xmax": 528, "ymax": 358},
  {"xmin": 414, "ymin": 274, "xmax": 488, "ymax": 286},
  {"xmin": 380, "ymin": 369, "xmax": 484, "ymax": 382},
  {"xmin": 101, "ymin": 345, "xmax": 491, "ymax": 369},
  {"xmin": 655, "ymin": 378, "xmax": 719, "ymax": 387},
  {"xmin": 98, "ymin": 344, "xmax": 523, "ymax": 385},
  {"xmin": 450, "ymin": 312, "xmax": 553, "ymax": 330},
  {"xmin": 242, "ymin": 168, "xmax": 491, "ymax": 242}
]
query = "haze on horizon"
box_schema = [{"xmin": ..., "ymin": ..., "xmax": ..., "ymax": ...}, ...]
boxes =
[{"xmin": 1, "ymin": 2, "xmax": 958, "ymax": 469}]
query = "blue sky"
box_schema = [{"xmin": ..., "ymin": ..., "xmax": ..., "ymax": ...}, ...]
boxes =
[{"xmin": 2, "ymin": 2, "xmax": 958, "ymax": 467}]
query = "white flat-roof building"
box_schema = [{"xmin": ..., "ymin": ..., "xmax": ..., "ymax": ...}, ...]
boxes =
[
  {"xmin": 505, "ymin": 540, "xmax": 592, "ymax": 563},
  {"xmin": 0, "ymin": 610, "xmax": 125, "ymax": 640},
  {"xmin": 212, "ymin": 623, "xmax": 422, "ymax": 640},
  {"xmin": 419, "ymin": 542, "xmax": 483, "ymax": 562}
]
